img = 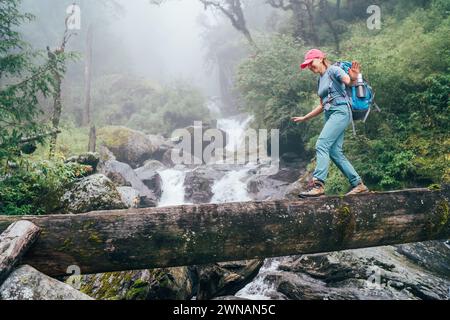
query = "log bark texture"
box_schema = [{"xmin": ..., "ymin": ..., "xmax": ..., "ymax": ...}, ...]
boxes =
[
  {"xmin": 0, "ymin": 221, "xmax": 40, "ymax": 284},
  {"xmin": 0, "ymin": 187, "xmax": 448, "ymax": 277}
]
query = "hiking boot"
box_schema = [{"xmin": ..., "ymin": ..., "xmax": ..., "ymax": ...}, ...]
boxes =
[
  {"xmin": 345, "ymin": 181, "xmax": 369, "ymax": 196},
  {"xmin": 298, "ymin": 179, "xmax": 325, "ymax": 198}
]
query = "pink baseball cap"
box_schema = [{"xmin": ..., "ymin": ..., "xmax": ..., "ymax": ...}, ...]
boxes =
[{"xmin": 300, "ymin": 49, "xmax": 326, "ymax": 69}]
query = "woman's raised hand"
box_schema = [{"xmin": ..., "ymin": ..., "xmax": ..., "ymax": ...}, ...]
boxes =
[
  {"xmin": 348, "ymin": 61, "xmax": 361, "ymax": 81},
  {"xmin": 291, "ymin": 116, "xmax": 307, "ymax": 123}
]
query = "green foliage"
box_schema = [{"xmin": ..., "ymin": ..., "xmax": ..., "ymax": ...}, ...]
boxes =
[
  {"xmin": 0, "ymin": 158, "xmax": 89, "ymax": 215},
  {"xmin": 0, "ymin": 0, "xmax": 71, "ymax": 164},
  {"xmin": 236, "ymin": 34, "xmax": 321, "ymax": 155},
  {"xmin": 237, "ymin": 0, "xmax": 450, "ymax": 192},
  {"xmin": 63, "ymin": 75, "xmax": 211, "ymax": 136}
]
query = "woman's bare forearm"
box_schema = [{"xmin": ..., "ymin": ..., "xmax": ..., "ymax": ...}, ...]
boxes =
[{"xmin": 304, "ymin": 103, "xmax": 323, "ymax": 120}]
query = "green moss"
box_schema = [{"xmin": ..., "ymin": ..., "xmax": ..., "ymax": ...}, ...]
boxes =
[
  {"xmin": 80, "ymin": 272, "xmax": 130, "ymax": 300},
  {"xmin": 60, "ymin": 238, "xmax": 73, "ymax": 251},
  {"xmin": 81, "ymin": 220, "xmax": 96, "ymax": 231},
  {"xmin": 437, "ymin": 201, "xmax": 449, "ymax": 226},
  {"xmin": 125, "ymin": 279, "xmax": 149, "ymax": 300},
  {"xmin": 427, "ymin": 183, "xmax": 441, "ymax": 191},
  {"xmin": 97, "ymin": 126, "xmax": 133, "ymax": 149},
  {"xmin": 334, "ymin": 205, "xmax": 356, "ymax": 244},
  {"xmin": 427, "ymin": 200, "xmax": 450, "ymax": 236},
  {"xmin": 88, "ymin": 233, "xmax": 102, "ymax": 243}
]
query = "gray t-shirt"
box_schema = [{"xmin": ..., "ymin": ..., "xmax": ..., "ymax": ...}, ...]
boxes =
[{"xmin": 318, "ymin": 65, "xmax": 348, "ymax": 108}]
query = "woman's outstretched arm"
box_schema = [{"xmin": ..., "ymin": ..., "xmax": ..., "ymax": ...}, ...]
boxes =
[{"xmin": 291, "ymin": 99, "xmax": 323, "ymax": 123}]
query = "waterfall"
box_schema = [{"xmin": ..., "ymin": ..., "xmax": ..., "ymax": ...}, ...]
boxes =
[
  {"xmin": 210, "ymin": 167, "xmax": 252, "ymax": 203},
  {"xmin": 217, "ymin": 115, "xmax": 254, "ymax": 154},
  {"xmin": 156, "ymin": 112, "xmax": 274, "ymax": 300},
  {"xmin": 158, "ymin": 168, "xmax": 188, "ymax": 207}
]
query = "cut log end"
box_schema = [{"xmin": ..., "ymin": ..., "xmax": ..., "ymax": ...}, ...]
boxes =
[{"xmin": 0, "ymin": 221, "xmax": 40, "ymax": 285}]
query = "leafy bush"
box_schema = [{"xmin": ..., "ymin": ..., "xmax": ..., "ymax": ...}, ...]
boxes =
[{"xmin": 0, "ymin": 158, "xmax": 90, "ymax": 215}]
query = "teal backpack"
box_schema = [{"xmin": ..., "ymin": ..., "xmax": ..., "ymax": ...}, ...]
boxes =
[{"xmin": 322, "ymin": 61, "xmax": 381, "ymax": 135}]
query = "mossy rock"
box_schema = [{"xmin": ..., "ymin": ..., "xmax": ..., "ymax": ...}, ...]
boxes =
[
  {"xmin": 58, "ymin": 174, "xmax": 127, "ymax": 214},
  {"xmin": 78, "ymin": 267, "xmax": 194, "ymax": 300},
  {"xmin": 98, "ymin": 126, "xmax": 157, "ymax": 169}
]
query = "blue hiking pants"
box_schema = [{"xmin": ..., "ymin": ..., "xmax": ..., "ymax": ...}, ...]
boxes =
[{"xmin": 313, "ymin": 104, "xmax": 362, "ymax": 188}]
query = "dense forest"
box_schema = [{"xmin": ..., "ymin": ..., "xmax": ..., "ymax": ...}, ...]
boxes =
[
  {"xmin": 0, "ymin": 0, "xmax": 449, "ymax": 302},
  {"xmin": 2, "ymin": 0, "xmax": 448, "ymax": 216}
]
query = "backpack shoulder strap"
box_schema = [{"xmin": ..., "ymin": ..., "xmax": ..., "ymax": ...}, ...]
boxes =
[{"xmin": 327, "ymin": 68, "xmax": 357, "ymax": 136}]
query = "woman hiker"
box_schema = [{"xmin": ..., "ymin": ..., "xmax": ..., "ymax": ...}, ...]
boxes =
[{"xmin": 291, "ymin": 48, "xmax": 369, "ymax": 197}]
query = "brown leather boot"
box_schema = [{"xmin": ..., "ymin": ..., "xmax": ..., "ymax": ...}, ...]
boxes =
[
  {"xmin": 298, "ymin": 179, "xmax": 325, "ymax": 198},
  {"xmin": 345, "ymin": 181, "xmax": 369, "ymax": 196}
]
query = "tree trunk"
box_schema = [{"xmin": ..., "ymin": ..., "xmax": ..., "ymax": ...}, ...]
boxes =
[
  {"xmin": 0, "ymin": 187, "xmax": 448, "ymax": 277},
  {"xmin": 82, "ymin": 25, "xmax": 93, "ymax": 127},
  {"xmin": 88, "ymin": 125, "xmax": 96, "ymax": 152},
  {"xmin": 48, "ymin": 70, "xmax": 62, "ymax": 158},
  {"xmin": 320, "ymin": 0, "xmax": 340, "ymax": 53},
  {"xmin": 0, "ymin": 221, "xmax": 40, "ymax": 285}
]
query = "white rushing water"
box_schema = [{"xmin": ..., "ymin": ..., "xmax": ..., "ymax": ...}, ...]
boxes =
[
  {"xmin": 217, "ymin": 116, "xmax": 255, "ymax": 154},
  {"xmin": 210, "ymin": 167, "xmax": 252, "ymax": 203},
  {"xmin": 235, "ymin": 258, "xmax": 282, "ymax": 300},
  {"xmin": 158, "ymin": 168, "xmax": 188, "ymax": 207}
]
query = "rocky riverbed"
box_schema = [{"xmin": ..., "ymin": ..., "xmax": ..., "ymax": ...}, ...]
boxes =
[{"xmin": 1, "ymin": 118, "xmax": 449, "ymax": 300}]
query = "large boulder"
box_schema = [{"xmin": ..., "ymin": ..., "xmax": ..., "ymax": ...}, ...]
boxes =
[
  {"xmin": 195, "ymin": 259, "xmax": 264, "ymax": 300},
  {"xmin": 0, "ymin": 265, "xmax": 93, "ymax": 300},
  {"xmin": 100, "ymin": 160, "xmax": 160, "ymax": 207},
  {"xmin": 147, "ymin": 134, "xmax": 175, "ymax": 162},
  {"xmin": 98, "ymin": 126, "xmax": 158, "ymax": 169},
  {"xmin": 77, "ymin": 267, "xmax": 194, "ymax": 300},
  {"xmin": 58, "ymin": 174, "xmax": 127, "ymax": 214}
]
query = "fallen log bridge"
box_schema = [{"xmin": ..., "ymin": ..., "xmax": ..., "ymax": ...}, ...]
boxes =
[{"xmin": 0, "ymin": 186, "xmax": 449, "ymax": 277}]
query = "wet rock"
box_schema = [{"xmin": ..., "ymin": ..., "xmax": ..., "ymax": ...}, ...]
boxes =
[
  {"xmin": 139, "ymin": 159, "xmax": 166, "ymax": 172},
  {"xmin": 247, "ymin": 176, "xmax": 289, "ymax": 201},
  {"xmin": 98, "ymin": 126, "xmax": 158, "ymax": 168},
  {"xmin": 58, "ymin": 174, "xmax": 127, "ymax": 214},
  {"xmin": 245, "ymin": 163, "xmax": 305, "ymax": 201},
  {"xmin": 273, "ymin": 242, "xmax": 450, "ymax": 300},
  {"xmin": 195, "ymin": 259, "xmax": 264, "ymax": 300},
  {"xmin": 395, "ymin": 241, "xmax": 450, "ymax": 276},
  {"xmin": 78, "ymin": 267, "xmax": 194, "ymax": 300},
  {"xmin": 135, "ymin": 163, "xmax": 163, "ymax": 199},
  {"xmin": 184, "ymin": 166, "xmax": 226, "ymax": 204},
  {"xmin": 212, "ymin": 296, "xmax": 251, "ymax": 300},
  {"xmin": 100, "ymin": 159, "xmax": 159, "ymax": 206},
  {"xmin": 0, "ymin": 265, "xmax": 93, "ymax": 300}
]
